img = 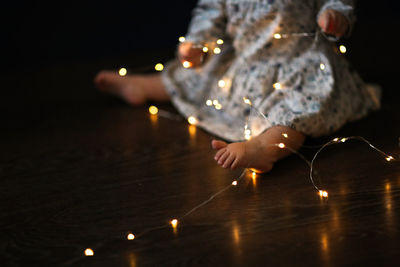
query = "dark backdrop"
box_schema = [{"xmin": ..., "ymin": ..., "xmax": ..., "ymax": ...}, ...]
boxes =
[{"xmin": 1, "ymin": 1, "xmax": 399, "ymax": 107}]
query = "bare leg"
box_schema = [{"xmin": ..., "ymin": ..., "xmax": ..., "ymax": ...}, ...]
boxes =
[
  {"xmin": 94, "ymin": 71, "xmax": 170, "ymax": 105},
  {"xmin": 212, "ymin": 126, "xmax": 305, "ymax": 173}
]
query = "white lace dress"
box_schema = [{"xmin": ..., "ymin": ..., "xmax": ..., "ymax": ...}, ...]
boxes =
[{"xmin": 162, "ymin": 0, "xmax": 380, "ymax": 141}]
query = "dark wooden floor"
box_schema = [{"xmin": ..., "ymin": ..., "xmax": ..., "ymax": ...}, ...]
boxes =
[{"xmin": 1, "ymin": 56, "xmax": 400, "ymax": 266}]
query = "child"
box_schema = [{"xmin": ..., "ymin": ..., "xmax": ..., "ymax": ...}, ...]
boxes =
[{"xmin": 94, "ymin": 0, "xmax": 380, "ymax": 173}]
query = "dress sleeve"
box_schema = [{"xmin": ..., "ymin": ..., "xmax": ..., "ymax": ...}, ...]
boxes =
[
  {"xmin": 317, "ymin": 0, "xmax": 356, "ymax": 35},
  {"xmin": 185, "ymin": 0, "xmax": 227, "ymax": 44}
]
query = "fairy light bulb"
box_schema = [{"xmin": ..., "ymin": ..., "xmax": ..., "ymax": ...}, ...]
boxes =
[
  {"xmin": 188, "ymin": 116, "xmax": 198, "ymax": 125},
  {"xmin": 339, "ymin": 45, "xmax": 347, "ymax": 54},
  {"xmin": 333, "ymin": 138, "xmax": 339, "ymax": 142},
  {"xmin": 206, "ymin": 99, "xmax": 213, "ymax": 106},
  {"xmin": 232, "ymin": 181, "xmax": 238, "ymax": 186},
  {"xmin": 215, "ymin": 103, "xmax": 222, "ymax": 110},
  {"xmin": 202, "ymin": 46, "xmax": 209, "ymax": 53},
  {"xmin": 320, "ymin": 63, "xmax": 326, "ymax": 70},
  {"xmin": 118, "ymin": 67, "xmax": 127, "ymax": 76},
  {"xmin": 216, "ymin": 39, "xmax": 224, "ymax": 45},
  {"xmin": 218, "ymin": 79, "xmax": 226, "ymax": 88},
  {"xmin": 170, "ymin": 219, "xmax": 178, "ymax": 227},
  {"xmin": 149, "ymin": 105, "xmax": 158, "ymax": 115},
  {"xmin": 278, "ymin": 143, "xmax": 286, "ymax": 148},
  {"xmin": 319, "ymin": 190, "xmax": 328, "ymax": 198},
  {"xmin": 340, "ymin": 138, "xmax": 347, "ymax": 143},
  {"xmin": 213, "ymin": 100, "xmax": 219, "ymax": 106},
  {"xmin": 84, "ymin": 248, "xmax": 94, "ymax": 256},
  {"xmin": 274, "ymin": 33, "xmax": 282, "ymax": 39},
  {"xmin": 182, "ymin": 61, "xmax": 192, "ymax": 68},
  {"xmin": 386, "ymin": 156, "xmax": 394, "ymax": 162},
  {"xmin": 273, "ymin": 83, "xmax": 282, "ymax": 90},
  {"xmin": 179, "ymin": 36, "xmax": 186, "ymax": 43},
  {"xmin": 252, "ymin": 171, "xmax": 256, "ymax": 179},
  {"xmin": 282, "ymin": 133, "xmax": 288, "ymax": 138},
  {"xmin": 213, "ymin": 47, "xmax": 221, "ymax": 54},
  {"xmin": 243, "ymin": 97, "xmax": 252, "ymax": 105},
  {"xmin": 127, "ymin": 233, "xmax": 135, "ymax": 240},
  {"xmin": 154, "ymin": 63, "xmax": 164, "ymax": 72}
]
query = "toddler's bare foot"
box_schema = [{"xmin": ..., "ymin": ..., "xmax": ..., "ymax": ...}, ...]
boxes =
[
  {"xmin": 94, "ymin": 71, "xmax": 170, "ymax": 105},
  {"xmin": 212, "ymin": 126, "xmax": 305, "ymax": 173}
]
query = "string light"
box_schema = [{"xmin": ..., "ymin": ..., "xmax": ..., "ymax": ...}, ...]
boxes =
[
  {"xmin": 243, "ymin": 97, "xmax": 252, "ymax": 105},
  {"xmin": 84, "ymin": 248, "xmax": 94, "ymax": 256},
  {"xmin": 339, "ymin": 45, "xmax": 347, "ymax": 54},
  {"xmin": 187, "ymin": 116, "xmax": 198, "ymax": 125},
  {"xmin": 319, "ymin": 190, "xmax": 329, "ymax": 198},
  {"xmin": 149, "ymin": 105, "xmax": 158, "ymax": 115},
  {"xmin": 127, "ymin": 233, "xmax": 135, "ymax": 240},
  {"xmin": 182, "ymin": 61, "xmax": 193, "ymax": 68},
  {"xmin": 78, "ymin": 30, "xmax": 397, "ymax": 257},
  {"xmin": 213, "ymin": 47, "xmax": 221, "ymax": 54},
  {"xmin": 179, "ymin": 36, "xmax": 186, "ymax": 43},
  {"xmin": 252, "ymin": 171, "xmax": 257, "ymax": 179},
  {"xmin": 273, "ymin": 83, "xmax": 282, "ymax": 90},
  {"xmin": 216, "ymin": 39, "xmax": 224, "ymax": 45},
  {"xmin": 215, "ymin": 103, "xmax": 222, "ymax": 110},
  {"xmin": 170, "ymin": 219, "xmax": 178, "ymax": 228},
  {"xmin": 154, "ymin": 63, "xmax": 164, "ymax": 72},
  {"xmin": 386, "ymin": 156, "xmax": 394, "ymax": 162},
  {"xmin": 320, "ymin": 63, "xmax": 326, "ymax": 70},
  {"xmin": 218, "ymin": 79, "xmax": 226, "ymax": 88},
  {"xmin": 118, "ymin": 68, "xmax": 127, "ymax": 76}
]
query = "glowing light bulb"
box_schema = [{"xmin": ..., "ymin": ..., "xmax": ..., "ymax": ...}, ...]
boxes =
[
  {"xmin": 154, "ymin": 63, "xmax": 164, "ymax": 71},
  {"xmin": 243, "ymin": 97, "xmax": 252, "ymax": 105},
  {"xmin": 282, "ymin": 133, "xmax": 288, "ymax": 138},
  {"xmin": 118, "ymin": 67, "xmax": 127, "ymax": 76},
  {"xmin": 149, "ymin": 105, "xmax": 158, "ymax": 115},
  {"xmin": 84, "ymin": 248, "xmax": 94, "ymax": 256},
  {"xmin": 252, "ymin": 171, "xmax": 256, "ymax": 179},
  {"xmin": 188, "ymin": 116, "xmax": 198, "ymax": 125},
  {"xmin": 319, "ymin": 190, "xmax": 328, "ymax": 198},
  {"xmin": 213, "ymin": 47, "xmax": 221, "ymax": 54},
  {"xmin": 339, "ymin": 45, "xmax": 347, "ymax": 54},
  {"xmin": 274, "ymin": 33, "xmax": 282, "ymax": 39},
  {"xmin": 171, "ymin": 219, "xmax": 178, "ymax": 227},
  {"xmin": 206, "ymin": 99, "xmax": 213, "ymax": 106},
  {"xmin": 213, "ymin": 100, "xmax": 219, "ymax": 106},
  {"xmin": 182, "ymin": 61, "xmax": 192, "ymax": 68},
  {"xmin": 127, "ymin": 233, "xmax": 135, "ymax": 240},
  {"xmin": 216, "ymin": 39, "xmax": 224, "ymax": 45},
  {"xmin": 273, "ymin": 83, "xmax": 282, "ymax": 90},
  {"xmin": 386, "ymin": 156, "xmax": 394, "ymax": 162},
  {"xmin": 278, "ymin": 143, "xmax": 285, "ymax": 148},
  {"xmin": 340, "ymin": 138, "xmax": 347, "ymax": 143},
  {"xmin": 218, "ymin": 79, "xmax": 226, "ymax": 88},
  {"xmin": 179, "ymin": 36, "xmax": 186, "ymax": 43},
  {"xmin": 232, "ymin": 181, "xmax": 238, "ymax": 186},
  {"xmin": 215, "ymin": 103, "xmax": 222, "ymax": 110},
  {"xmin": 320, "ymin": 63, "xmax": 326, "ymax": 70},
  {"xmin": 202, "ymin": 46, "xmax": 209, "ymax": 53},
  {"xmin": 333, "ymin": 138, "xmax": 339, "ymax": 142}
]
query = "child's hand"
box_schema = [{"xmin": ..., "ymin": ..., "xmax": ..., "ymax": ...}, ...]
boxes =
[
  {"xmin": 178, "ymin": 42, "xmax": 204, "ymax": 68},
  {"xmin": 318, "ymin": 9, "xmax": 349, "ymax": 38}
]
